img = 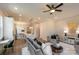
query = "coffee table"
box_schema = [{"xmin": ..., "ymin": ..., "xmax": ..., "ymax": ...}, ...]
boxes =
[{"xmin": 51, "ymin": 45, "xmax": 63, "ymax": 53}]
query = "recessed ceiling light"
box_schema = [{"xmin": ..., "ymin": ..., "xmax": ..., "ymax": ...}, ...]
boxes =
[
  {"xmin": 14, "ymin": 7, "xmax": 18, "ymax": 10},
  {"xmin": 38, "ymin": 17, "xmax": 40, "ymax": 20},
  {"xmin": 19, "ymin": 14, "xmax": 22, "ymax": 16}
]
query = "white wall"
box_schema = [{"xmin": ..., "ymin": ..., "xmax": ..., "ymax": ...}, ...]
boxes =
[
  {"xmin": 0, "ymin": 10, "xmax": 4, "ymax": 16},
  {"xmin": 54, "ymin": 15, "xmax": 79, "ymax": 40},
  {"xmin": 40, "ymin": 20, "xmax": 55, "ymax": 41},
  {"xmin": 54, "ymin": 21, "xmax": 67, "ymax": 40},
  {"xmin": 3, "ymin": 17, "xmax": 14, "ymax": 41},
  {"xmin": 33, "ymin": 23, "xmax": 40, "ymax": 39},
  {"xmin": 39, "ymin": 15, "xmax": 79, "ymax": 41}
]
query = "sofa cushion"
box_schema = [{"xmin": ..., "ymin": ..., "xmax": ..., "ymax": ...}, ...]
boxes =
[{"xmin": 27, "ymin": 38, "xmax": 41, "ymax": 49}]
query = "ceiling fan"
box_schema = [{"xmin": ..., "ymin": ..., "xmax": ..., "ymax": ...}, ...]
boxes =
[{"xmin": 43, "ymin": 3, "xmax": 63, "ymax": 15}]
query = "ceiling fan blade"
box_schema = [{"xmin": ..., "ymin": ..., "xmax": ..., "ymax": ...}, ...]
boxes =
[
  {"xmin": 55, "ymin": 3, "xmax": 63, "ymax": 9},
  {"xmin": 55, "ymin": 10, "xmax": 62, "ymax": 12},
  {"xmin": 46, "ymin": 4, "xmax": 52, "ymax": 9},
  {"xmin": 52, "ymin": 5, "xmax": 54, "ymax": 8},
  {"xmin": 43, "ymin": 10, "xmax": 50, "ymax": 12},
  {"xmin": 50, "ymin": 13, "xmax": 52, "ymax": 15}
]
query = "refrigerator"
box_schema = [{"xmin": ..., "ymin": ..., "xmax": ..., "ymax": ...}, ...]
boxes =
[
  {"xmin": 0, "ymin": 16, "xmax": 14, "ymax": 41},
  {"xmin": 0, "ymin": 16, "xmax": 3, "ymax": 40},
  {"xmin": 3, "ymin": 16, "xmax": 14, "ymax": 41}
]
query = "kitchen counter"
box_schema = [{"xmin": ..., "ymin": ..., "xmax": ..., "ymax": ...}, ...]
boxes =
[{"xmin": 0, "ymin": 40, "xmax": 9, "ymax": 44}]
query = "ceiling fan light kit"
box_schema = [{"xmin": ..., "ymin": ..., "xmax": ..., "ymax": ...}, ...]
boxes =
[{"xmin": 50, "ymin": 10, "xmax": 55, "ymax": 13}]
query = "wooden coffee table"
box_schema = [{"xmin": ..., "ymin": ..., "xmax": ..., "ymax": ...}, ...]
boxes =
[{"xmin": 51, "ymin": 45, "xmax": 63, "ymax": 53}]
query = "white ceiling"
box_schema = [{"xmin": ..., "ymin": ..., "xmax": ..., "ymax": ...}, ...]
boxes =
[{"xmin": 0, "ymin": 3, "xmax": 79, "ymax": 22}]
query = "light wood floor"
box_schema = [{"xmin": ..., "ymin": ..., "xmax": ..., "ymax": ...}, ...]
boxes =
[{"xmin": 4, "ymin": 39, "xmax": 27, "ymax": 55}]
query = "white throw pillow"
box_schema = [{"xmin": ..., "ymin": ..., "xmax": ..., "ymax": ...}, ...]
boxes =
[{"xmin": 42, "ymin": 43, "xmax": 52, "ymax": 55}]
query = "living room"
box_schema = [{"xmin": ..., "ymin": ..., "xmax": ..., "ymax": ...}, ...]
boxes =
[{"xmin": 0, "ymin": 3, "xmax": 79, "ymax": 55}]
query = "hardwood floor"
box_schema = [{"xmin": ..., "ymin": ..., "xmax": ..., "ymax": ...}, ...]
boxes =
[{"xmin": 4, "ymin": 39, "xmax": 27, "ymax": 55}]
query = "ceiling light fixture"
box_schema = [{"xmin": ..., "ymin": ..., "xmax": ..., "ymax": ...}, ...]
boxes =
[
  {"xmin": 38, "ymin": 17, "xmax": 40, "ymax": 20},
  {"xmin": 19, "ymin": 14, "xmax": 22, "ymax": 16},
  {"xmin": 50, "ymin": 10, "xmax": 55, "ymax": 13},
  {"xmin": 14, "ymin": 7, "xmax": 18, "ymax": 10}
]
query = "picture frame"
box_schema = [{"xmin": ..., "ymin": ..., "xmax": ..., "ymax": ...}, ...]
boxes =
[{"xmin": 27, "ymin": 26, "xmax": 34, "ymax": 34}]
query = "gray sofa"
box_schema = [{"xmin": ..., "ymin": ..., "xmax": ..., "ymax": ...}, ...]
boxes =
[{"xmin": 26, "ymin": 38, "xmax": 44, "ymax": 55}]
